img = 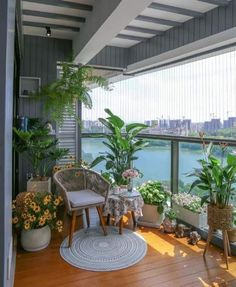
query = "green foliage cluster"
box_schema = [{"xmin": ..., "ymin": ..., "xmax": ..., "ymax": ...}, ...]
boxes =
[
  {"xmin": 13, "ymin": 121, "xmax": 69, "ymax": 177},
  {"xmin": 36, "ymin": 63, "xmax": 109, "ymax": 124},
  {"xmin": 138, "ymin": 181, "xmax": 170, "ymax": 214},
  {"xmin": 165, "ymin": 208, "xmax": 177, "ymax": 220},
  {"xmin": 188, "ymin": 142, "xmax": 236, "ymax": 208},
  {"xmin": 90, "ymin": 109, "xmax": 148, "ymax": 185}
]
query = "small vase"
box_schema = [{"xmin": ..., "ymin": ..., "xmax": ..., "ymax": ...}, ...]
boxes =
[
  {"xmin": 127, "ymin": 180, "xmax": 133, "ymax": 192},
  {"xmin": 21, "ymin": 225, "xmax": 51, "ymax": 252}
]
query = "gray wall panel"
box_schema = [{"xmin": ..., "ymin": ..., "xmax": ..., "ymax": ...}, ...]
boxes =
[
  {"xmin": 0, "ymin": 0, "xmax": 16, "ymax": 286},
  {"xmin": 19, "ymin": 35, "xmax": 72, "ymax": 191},
  {"xmin": 89, "ymin": 45, "xmax": 128, "ymax": 69}
]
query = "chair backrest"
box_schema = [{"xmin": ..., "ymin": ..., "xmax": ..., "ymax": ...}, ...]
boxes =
[{"xmin": 53, "ymin": 168, "xmax": 110, "ymax": 211}]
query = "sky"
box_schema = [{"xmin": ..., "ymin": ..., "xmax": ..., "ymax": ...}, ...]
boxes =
[{"xmin": 83, "ymin": 47, "xmax": 236, "ymax": 124}]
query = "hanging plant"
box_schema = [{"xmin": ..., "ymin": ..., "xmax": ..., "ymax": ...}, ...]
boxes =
[{"xmin": 36, "ymin": 63, "xmax": 110, "ymax": 124}]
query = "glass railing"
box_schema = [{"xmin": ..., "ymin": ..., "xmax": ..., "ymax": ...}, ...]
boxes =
[{"xmin": 82, "ymin": 134, "xmax": 236, "ymax": 198}]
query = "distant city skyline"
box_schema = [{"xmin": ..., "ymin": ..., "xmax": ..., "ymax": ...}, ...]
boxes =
[{"xmin": 83, "ymin": 47, "xmax": 236, "ymax": 123}]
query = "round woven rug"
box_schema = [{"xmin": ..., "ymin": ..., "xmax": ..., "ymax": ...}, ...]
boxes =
[{"xmin": 60, "ymin": 226, "xmax": 147, "ymax": 271}]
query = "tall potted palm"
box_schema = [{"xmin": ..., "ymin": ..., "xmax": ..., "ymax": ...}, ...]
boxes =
[
  {"xmin": 90, "ymin": 109, "xmax": 148, "ymax": 186},
  {"xmin": 13, "ymin": 121, "xmax": 69, "ymax": 192}
]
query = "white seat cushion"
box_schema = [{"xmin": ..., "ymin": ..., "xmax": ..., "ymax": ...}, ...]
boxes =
[{"xmin": 67, "ymin": 189, "xmax": 105, "ymax": 208}]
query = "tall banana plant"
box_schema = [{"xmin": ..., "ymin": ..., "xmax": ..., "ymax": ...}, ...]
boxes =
[{"xmin": 90, "ymin": 109, "xmax": 148, "ymax": 185}]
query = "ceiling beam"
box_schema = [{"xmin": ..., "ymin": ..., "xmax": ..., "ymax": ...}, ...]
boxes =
[
  {"xmin": 73, "ymin": 0, "xmax": 153, "ymax": 65},
  {"xmin": 116, "ymin": 34, "xmax": 148, "ymax": 42},
  {"xmin": 197, "ymin": 0, "xmax": 231, "ymax": 6},
  {"xmin": 125, "ymin": 26, "xmax": 164, "ymax": 35},
  {"xmin": 23, "ymin": 21, "xmax": 80, "ymax": 32},
  {"xmin": 22, "ymin": 9, "xmax": 86, "ymax": 22},
  {"xmin": 149, "ymin": 3, "xmax": 203, "ymax": 17},
  {"xmin": 22, "ymin": 0, "xmax": 93, "ymax": 11},
  {"xmin": 136, "ymin": 15, "xmax": 181, "ymax": 27}
]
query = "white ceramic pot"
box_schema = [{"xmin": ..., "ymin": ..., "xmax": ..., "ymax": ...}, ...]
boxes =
[
  {"xmin": 21, "ymin": 225, "xmax": 51, "ymax": 251},
  {"xmin": 138, "ymin": 204, "xmax": 165, "ymax": 228}
]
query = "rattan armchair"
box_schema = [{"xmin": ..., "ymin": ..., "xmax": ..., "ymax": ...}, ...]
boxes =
[{"xmin": 54, "ymin": 168, "xmax": 110, "ymax": 247}]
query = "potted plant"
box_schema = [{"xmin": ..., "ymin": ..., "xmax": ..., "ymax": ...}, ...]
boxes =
[
  {"xmin": 35, "ymin": 63, "xmax": 109, "ymax": 124},
  {"xmin": 172, "ymin": 192, "xmax": 207, "ymax": 228},
  {"xmin": 188, "ymin": 136, "xmax": 236, "ymax": 231},
  {"xmin": 13, "ymin": 120, "xmax": 69, "ymax": 192},
  {"xmin": 12, "ymin": 191, "xmax": 63, "ymax": 251},
  {"xmin": 137, "ymin": 181, "xmax": 171, "ymax": 228},
  {"xmin": 90, "ymin": 109, "xmax": 148, "ymax": 186},
  {"xmin": 162, "ymin": 208, "xmax": 177, "ymax": 233}
]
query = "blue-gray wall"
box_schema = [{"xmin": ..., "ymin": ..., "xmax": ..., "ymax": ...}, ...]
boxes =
[
  {"xmin": 0, "ymin": 0, "xmax": 16, "ymax": 286},
  {"xmin": 19, "ymin": 35, "xmax": 72, "ymax": 191}
]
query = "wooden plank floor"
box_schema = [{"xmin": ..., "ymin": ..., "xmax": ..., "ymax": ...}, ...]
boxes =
[{"xmin": 14, "ymin": 211, "xmax": 236, "ymax": 287}]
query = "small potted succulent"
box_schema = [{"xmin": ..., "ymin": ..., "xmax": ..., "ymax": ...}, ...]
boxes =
[
  {"xmin": 137, "ymin": 181, "xmax": 171, "ymax": 228},
  {"xmin": 162, "ymin": 208, "xmax": 177, "ymax": 233},
  {"xmin": 12, "ymin": 191, "xmax": 63, "ymax": 251}
]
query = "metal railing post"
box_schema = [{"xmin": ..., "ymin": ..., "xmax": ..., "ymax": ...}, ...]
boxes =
[{"xmin": 171, "ymin": 141, "xmax": 179, "ymax": 194}]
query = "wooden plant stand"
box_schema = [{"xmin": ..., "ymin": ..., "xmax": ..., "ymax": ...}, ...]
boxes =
[{"xmin": 203, "ymin": 226, "xmax": 231, "ymax": 269}]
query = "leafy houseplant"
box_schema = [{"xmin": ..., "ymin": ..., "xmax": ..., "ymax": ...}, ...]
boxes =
[
  {"xmin": 12, "ymin": 191, "xmax": 63, "ymax": 251},
  {"xmin": 188, "ymin": 135, "xmax": 236, "ymax": 231},
  {"xmin": 90, "ymin": 109, "xmax": 148, "ymax": 185},
  {"xmin": 36, "ymin": 63, "xmax": 109, "ymax": 124},
  {"xmin": 188, "ymin": 142, "xmax": 236, "ymax": 209},
  {"xmin": 13, "ymin": 122, "xmax": 69, "ymax": 178},
  {"xmin": 13, "ymin": 121, "xmax": 69, "ymax": 192},
  {"xmin": 162, "ymin": 208, "xmax": 177, "ymax": 233},
  {"xmin": 137, "ymin": 181, "xmax": 171, "ymax": 228}
]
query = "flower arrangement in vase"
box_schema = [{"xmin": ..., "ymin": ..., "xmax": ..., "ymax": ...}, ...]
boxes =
[
  {"xmin": 122, "ymin": 168, "xmax": 140, "ymax": 192},
  {"xmin": 12, "ymin": 191, "xmax": 63, "ymax": 251}
]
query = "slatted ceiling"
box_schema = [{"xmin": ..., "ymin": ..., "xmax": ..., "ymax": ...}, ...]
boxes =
[
  {"xmin": 63, "ymin": 0, "xmax": 94, "ymax": 5},
  {"xmin": 120, "ymin": 29, "xmax": 155, "ymax": 39},
  {"xmin": 108, "ymin": 38, "xmax": 140, "ymax": 49},
  {"xmin": 22, "ymin": 2, "xmax": 91, "ymax": 17},
  {"xmin": 23, "ymin": 26, "xmax": 76, "ymax": 39},
  {"xmin": 140, "ymin": 7, "xmax": 192, "ymax": 23},
  {"xmin": 152, "ymin": 0, "xmax": 217, "ymax": 12},
  {"xmin": 22, "ymin": 0, "xmax": 93, "ymax": 39},
  {"xmin": 23, "ymin": 15, "xmax": 82, "ymax": 28},
  {"xmin": 128, "ymin": 19, "xmax": 170, "ymax": 31}
]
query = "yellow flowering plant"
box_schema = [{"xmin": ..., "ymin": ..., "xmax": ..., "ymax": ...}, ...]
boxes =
[{"xmin": 12, "ymin": 192, "xmax": 63, "ymax": 232}]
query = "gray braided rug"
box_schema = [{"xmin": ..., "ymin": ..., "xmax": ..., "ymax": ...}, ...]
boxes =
[{"xmin": 60, "ymin": 226, "xmax": 147, "ymax": 271}]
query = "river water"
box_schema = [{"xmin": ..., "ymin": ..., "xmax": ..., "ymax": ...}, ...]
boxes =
[{"xmin": 82, "ymin": 138, "xmax": 202, "ymax": 185}]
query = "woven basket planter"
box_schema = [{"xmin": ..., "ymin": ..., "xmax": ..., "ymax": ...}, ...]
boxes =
[{"xmin": 207, "ymin": 205, "xmax": 233, "ymax": 230}]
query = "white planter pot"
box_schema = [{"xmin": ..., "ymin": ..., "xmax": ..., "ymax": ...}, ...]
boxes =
[
  {"xmin": 138, "ymin": 203, "xmax": 164, "ymax": 228},
  {"xmin": 172, "ymin": 203, "xmax": 207, "ymax": 229},
  {"xmin": 21, "ymin": 225, "xmax": 51, "ymax": 252},
  {"xmin": 27, "ymin": 177, "xmax": 51, "ymax": 193}
]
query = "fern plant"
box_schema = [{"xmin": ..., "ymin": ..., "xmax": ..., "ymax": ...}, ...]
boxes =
[{"xmin": 36, "ymin": 63, "xmax": 109, "ymax": 124}]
